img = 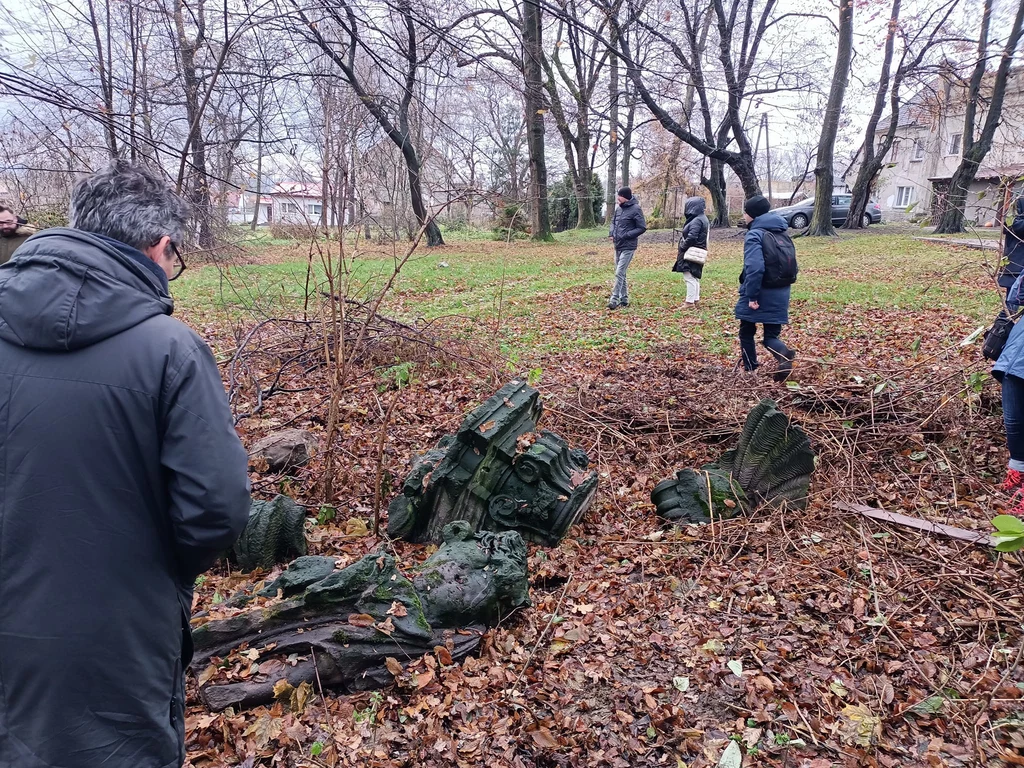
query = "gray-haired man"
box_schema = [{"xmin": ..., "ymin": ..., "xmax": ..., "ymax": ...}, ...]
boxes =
[{"xmin": 0, "ymin": 162, "xmax": 251, "ymax": 768}]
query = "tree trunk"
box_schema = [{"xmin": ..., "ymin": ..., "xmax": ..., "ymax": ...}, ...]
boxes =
[
  {"xmin": 523, "ymin": 0, "xmax": 552, "ymax": 240},
  {"xmin": 172, "ymin": 0, "xmax": 215, "ymax": 247},
  {"xmin": 407, "ymin": 158, "xmax": 444, "ymax": 246},
  {"xmin": 86, "ymin": 0, "xmax": 118, "ymax": 158},
  {"xmin": 348, "ymin": 137, "xmax": 358, "ymax": 228},
  {"xmin": 574, "ymin": 133, "xmax": 596, "ymax": 228},
  {"xmin": 703, "ymin": 159, "xmax": 729, "ymax": 227},
  {"xmin": 321, "ymin": 85, "xmax": 331, "ymax": 231},
  {"xmin": 606, "ymin": 18, "xmax": 619, "ymax": 225},
  {"xmin": 620, "ymin": 94, "xmax": 635, "ymax": 187},
  {"xmin": 843, "ymin": 0, "xmax": 901, "ymax": 228},
  {"xmin": 934, "ymin": 0, "xmax": 1024, "ymax": 234},
  {"xmin": 251, "ymin": 116, "xmax": 263, "ymax": 231},
  {"xmin": 542, "ymin": 66, "xmax": 587, "ymax": 229},
  {"xmin": 657, "ymin": 138, "xmax": 683, "ymax": 217},
  {"xmin": 807, "ymin": 0, "xmax": 853, "ymax": 237}
]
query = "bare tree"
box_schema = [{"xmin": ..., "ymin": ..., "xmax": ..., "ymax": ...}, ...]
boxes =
[
  {"xmin": 522, "ymin": 0, "xmax": 554, "ymax": 240},
  {"xmin": 841, "ymin": 0, "xmax": 960, "ymax": 229},
  {"xmin": 604, "ymin": 0, "xmax": 819, "ymax": 223},
  {"xmin": 293, "ymin": 0, "xmax": 445, "ymax": 246},
  {"xmin": 934, "ymin": 0, "xmax": 1024, "ymax": 234},
  {"xmin": 542, "ymin": 2, "xmax": 609, "ymax": 228},
  {"xmin": 806, "ymin": 0, "xmax": 853, "ymax": 237}
]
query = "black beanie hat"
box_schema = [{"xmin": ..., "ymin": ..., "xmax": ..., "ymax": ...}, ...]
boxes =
[
  {"xmin": 617, "ymin": 186, "xmax": 633, "ymax": 200},
  {"xmin": 744, "ymin": 195, "xmax": 771, "ymax": 218}
]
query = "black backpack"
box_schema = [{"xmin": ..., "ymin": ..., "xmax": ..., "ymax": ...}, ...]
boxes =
[{"xmin": 761, "ymin": 231, "xmax": 798, "ymax": 288}]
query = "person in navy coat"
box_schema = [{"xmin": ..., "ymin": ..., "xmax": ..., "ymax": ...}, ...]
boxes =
[{"xmin": 736, "ymin": 195, "xmax": 796, "ymax": 381}]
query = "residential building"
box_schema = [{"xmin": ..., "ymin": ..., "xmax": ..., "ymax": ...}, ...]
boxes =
[
  {"xmin": 227, "ymin": 181, "xmax": 339, "ymax": 227},
  {"xmin": 862, "ymin": 70, "xmax": 1024, "ymax": 224}
]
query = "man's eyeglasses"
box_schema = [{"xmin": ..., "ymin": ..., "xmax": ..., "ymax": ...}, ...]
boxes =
[{"xmin": 168, "ymin": 241, "xmax": 187, "ymax": 281}]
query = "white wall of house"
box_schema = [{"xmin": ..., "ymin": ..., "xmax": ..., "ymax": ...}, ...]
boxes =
[
  {"xmin": 273, "ymin": 195, "xmax": 333, "ymax": 225},
  {"xmin": 868, "ymin": 71, "xmax": 1024, "ymax": 224},
  {"xmin": 226, "ymin": 189, "xmax": 340, "ymax": 227},
  {"xmin": 227, "ymin": 192, "xmax": 272, "ymax": 226}
]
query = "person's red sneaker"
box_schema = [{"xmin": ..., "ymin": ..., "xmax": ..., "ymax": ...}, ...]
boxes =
[{"xmin": 1003, "ymin": 468, "xmax": 1024, "ymax": 493}]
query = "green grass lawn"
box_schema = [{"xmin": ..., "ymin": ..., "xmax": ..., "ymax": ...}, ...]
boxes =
[{"xmin": 174, "ymin": 227, "xmax": 1003, "ymax": 362}]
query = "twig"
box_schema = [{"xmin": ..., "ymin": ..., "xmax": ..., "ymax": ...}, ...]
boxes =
[
  {"xmin": 372, "ymin": 386, "xmax": 403, "ymax": 537},
  {"xmin": 511, "ymin": 573, "xmax": 574, "ymax": 692},
  {"xmin": 310, "ymin": 645, "xmax": 329, "ymax": 727}
]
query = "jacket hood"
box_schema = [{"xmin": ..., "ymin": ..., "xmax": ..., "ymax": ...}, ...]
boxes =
[
  {"xmin": 620, "ymin": 197, "xmax": 639, "ymax": 208},
  {"xmin": 684, "ymin": 197, "xmax": 706, "ymax": 218},
  {"xmin": 0, "ymin": 228, "xmax": 173, "ymax": 351},
  {"xmin": 1017, "ymin": 197, "xmax": 1024, "ymax": 217},
  {"xmin": 750, "ymin": 212, "xmax": 789, "ymax": 233}
]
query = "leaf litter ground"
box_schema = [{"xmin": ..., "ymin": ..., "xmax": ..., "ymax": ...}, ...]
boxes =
[{"xmin": 181, "ymin": 230, "xmax": 1022, "ymax": 767}]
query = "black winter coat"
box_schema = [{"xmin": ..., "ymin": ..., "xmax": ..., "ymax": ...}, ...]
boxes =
[
  {"xmin": 1000, "ymin": 198, "xmax": 1024, "ymax": 291},
  {"xmin": 0, "ymin": 229, "xmax": 251, "ymax": 768},
  {"xmin": 609, "ymin": 197, "xmax": 647, "ymax": 251},
  {"xmin": 673, "ymin": 197, "xmax": 710, "ymax": 278}
]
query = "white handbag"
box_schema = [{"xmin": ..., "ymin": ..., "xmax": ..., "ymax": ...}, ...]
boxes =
[{"xmin": 683, "ymin": 247, "xmax": 708, "ymax": 265}]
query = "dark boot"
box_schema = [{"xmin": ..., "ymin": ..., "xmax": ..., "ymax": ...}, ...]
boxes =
[{"xmin": 763, "ymin": 336, "xmax": 795, "ymax": 383}]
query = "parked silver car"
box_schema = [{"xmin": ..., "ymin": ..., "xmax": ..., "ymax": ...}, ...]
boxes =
[{"xmin": 772, "ymin": 194, "xmax": 883, "ymax": 229}]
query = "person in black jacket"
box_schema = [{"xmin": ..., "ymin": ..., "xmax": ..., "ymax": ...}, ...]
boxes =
[
  {"xmin": 999, "ymin": 197, "xmax": 1024, "ymax": 299},
  {"xmin": 607, "ymin": 186, "xmax": 647, "ymax": 309},
  {"xmin": 0, "ymin": 162, "xmax": 251, "ymax": 768},
  {"xmin": 673, "ymin": 196, "xmax": 709, "ymax": 307}
]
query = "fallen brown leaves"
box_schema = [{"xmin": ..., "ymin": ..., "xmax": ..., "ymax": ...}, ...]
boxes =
[{"xmin": 182, "ymin": 254, "xmax": 1022, "ymax": 768}]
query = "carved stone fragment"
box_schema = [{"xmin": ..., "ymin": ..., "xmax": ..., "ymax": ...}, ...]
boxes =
[
  {"xmin": 652, "ymin": 400, "xmax": 815, "ymax": 524},
  {"xmin": 192, "ymin": 523, "xmax": 529, "ymax": 711},
  {"xmin": 388, "ymin": 381, "xmax": 597, "ymax": 545}
]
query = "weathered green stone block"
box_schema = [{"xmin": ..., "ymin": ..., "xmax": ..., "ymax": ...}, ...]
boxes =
[
  {"xmin": 192, "ymin": 523, "xmax": 530, "ymax": 711},
  {"xmin": 231, "ymin": 494, "xmax": 308, "ymax": 571},
  {"xmin": 388, "ymin": 381, "xmax": 597, "ymax": 545}
]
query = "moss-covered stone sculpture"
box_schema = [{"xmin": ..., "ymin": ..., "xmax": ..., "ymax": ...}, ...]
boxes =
[
  {"xmin": 231, "ymin": 495, "xmax": 308, "ymax": 571},
  {"xmin": 388, "ymin": 380, "xmax": 598, "ymax": 546},
  {"xmin": 192, "ymin": 521, "xmax": 529, "ymax": 711},
  {"xmin": 652, "ymin": 400, "xmax": 815, "ymax": 524}
]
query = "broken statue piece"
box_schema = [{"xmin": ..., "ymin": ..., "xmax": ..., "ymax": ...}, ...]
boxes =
[
  {"xmin": 191, "ymin": 522, "xmax": 530, "ymax": 711},
  {"xmin": 231, "ymin": 494, "xmax": 308, "ymax": 571},
  {"xmin": 652, "ymin": 399, "xmax": 815, "ymax": 524},
  {"xmin": 388, "ymin": 380, "xmax": 598, "ymax": 546}
]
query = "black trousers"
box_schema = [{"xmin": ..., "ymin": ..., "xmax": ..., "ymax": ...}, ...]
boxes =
[{"xmin": 739, "ymin": 320, "xmax": 792, "ymax": 371}]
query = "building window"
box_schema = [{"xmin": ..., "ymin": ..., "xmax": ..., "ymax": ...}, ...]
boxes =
[
  {"xmin": 891, "ymin": 140, "xmax": 900, "ymax": 160},
  {"xmin": 308, "ymin": 203, "xmax": 323, "ymax": 215},
  {"xmin": 947, "ymin": 133, "xmax": 962, "ymax": 156},
  {"xmin": 911, "ymin": 139, "xmax": 925, "ymax": 161},
  {"xmin": 895, "ymin": 186, "xmax": 915, "ymax": 207},
  {"xmin": 282, "ymin": 202, "xmax": 299, "ymax": 214}
]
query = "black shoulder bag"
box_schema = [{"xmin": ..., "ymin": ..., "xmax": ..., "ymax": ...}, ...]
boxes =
[{"xmin": 983, "ymin": 308, "xmax": 1022, "ymax": 361}]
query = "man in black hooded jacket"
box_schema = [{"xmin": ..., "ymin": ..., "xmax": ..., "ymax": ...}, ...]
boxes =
[
  {"xmin": 0, "ymin": 162, "xmax": 250, "ymax": 768},
  {"xmin": 607, "ymin": 186, "xmax": 647, "ymax": 309}
]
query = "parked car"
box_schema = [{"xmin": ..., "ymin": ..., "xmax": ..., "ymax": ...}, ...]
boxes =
[{"xmin": 770, "ymin": 194, "xmax": 882, "ymax": 229}]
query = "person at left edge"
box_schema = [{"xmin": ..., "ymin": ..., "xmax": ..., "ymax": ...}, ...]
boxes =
[{"xmin": 0, "ymin": 161, "xmax": 251, "ymax": 768}]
